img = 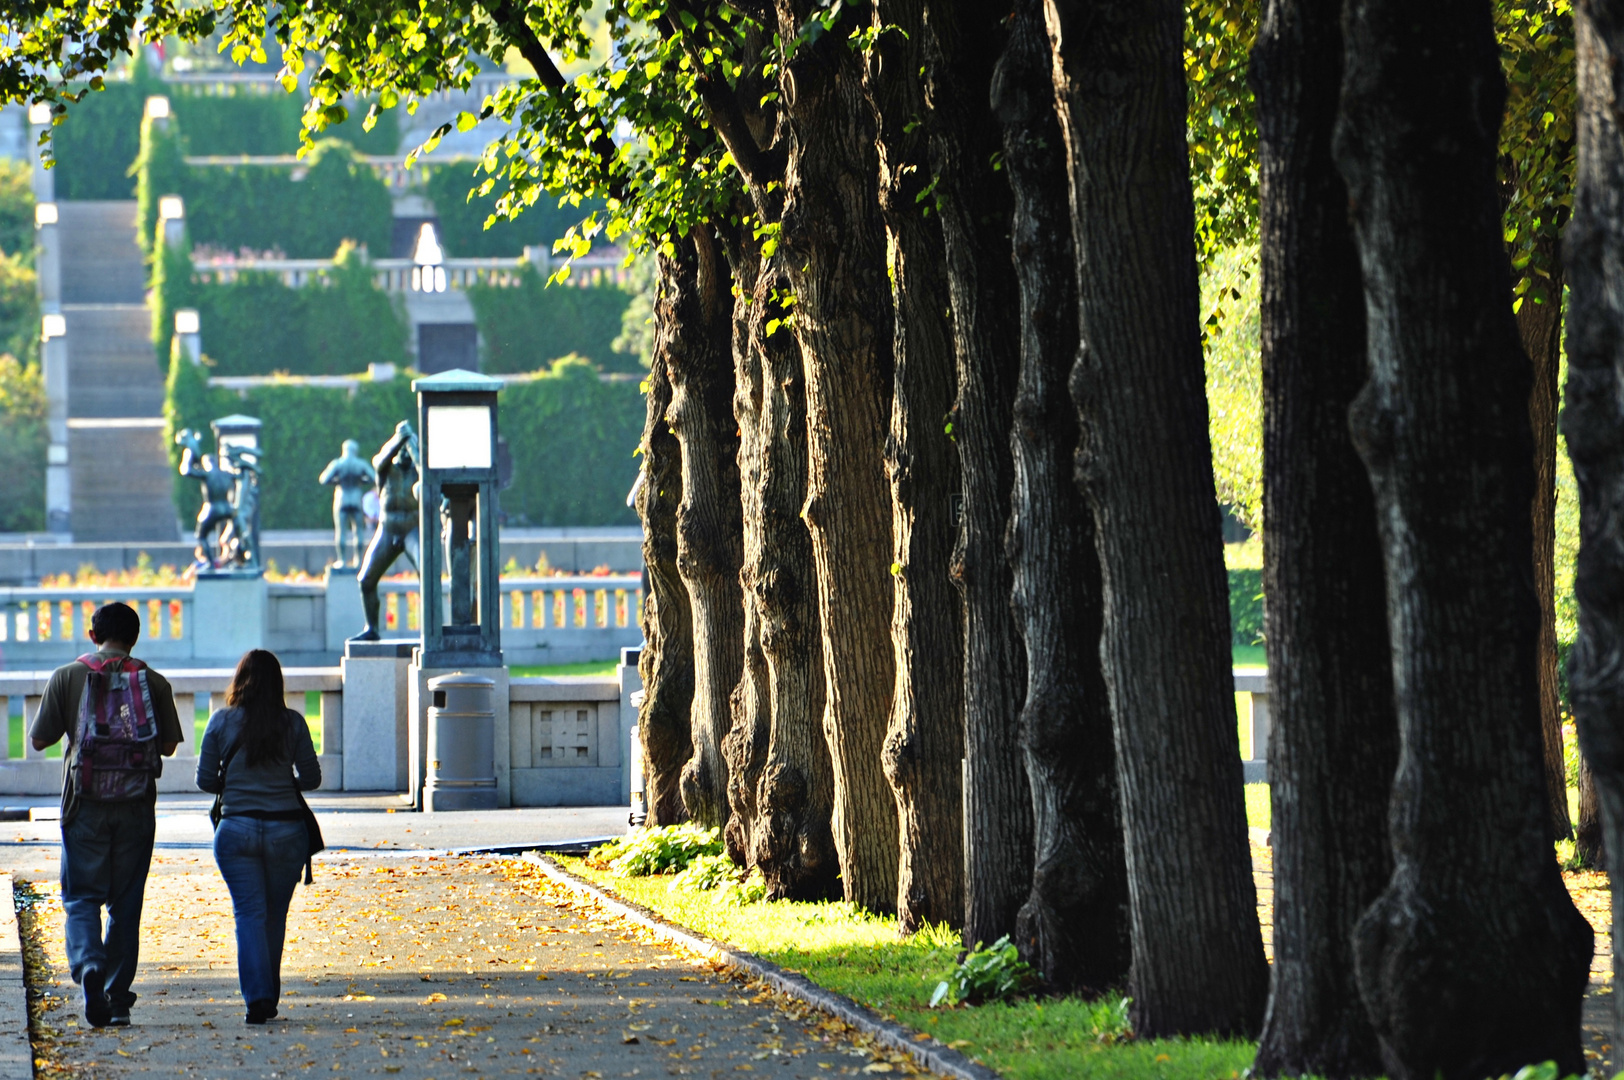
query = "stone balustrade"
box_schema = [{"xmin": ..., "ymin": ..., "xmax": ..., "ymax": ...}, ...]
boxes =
[
  {"xmin": 189, "ymin": 253, "xmax": 630, "ymax": 291},
  {"xmin": 0, "ymin": 656, "xmax": 645, "ymax": 803},
  {"xmin": 0, "ymin": 574, "xmax": 643, "ymax": 670}
]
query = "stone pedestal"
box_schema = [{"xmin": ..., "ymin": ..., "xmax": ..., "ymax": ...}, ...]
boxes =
[
  {"xmin": 409, "ymin": 651, "xmax": 509, "ymax": 810},
  {"xmin": 192, "ymin": 572, "xmax": 266, "ymax": 664},
  {"xmin": 341, "ymin": 640, "xmax": 413, "ymax": 792},
  {"xmin": 324, "ymin": 567, "xmax": 364, "ymax": 652}
]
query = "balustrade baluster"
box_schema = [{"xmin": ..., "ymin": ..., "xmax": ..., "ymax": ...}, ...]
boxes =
[
  {"xmin": 22, "ymin": 697, "xmax": 44, "ymax": 760},
  {"xmin": 0, "ymin": 696, "xmax": 9, "ymax": 762},
  {"xmin": 173, "ymin": 693, "xmax": 197, "ymax": 758},
  {"xmin": 320, "ymin": 691, "xmax": 343, "ymax": 757}
]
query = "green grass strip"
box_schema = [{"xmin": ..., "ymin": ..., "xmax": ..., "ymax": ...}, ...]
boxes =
[{"xmin": 555, "ymin": 856, "xmax": 1254, "ymax": 1080}]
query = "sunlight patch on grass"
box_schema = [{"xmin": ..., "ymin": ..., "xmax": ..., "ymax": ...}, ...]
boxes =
[{"xmin": 556, "ymin": 856, "xmax": 1255, "ymax": 1079}]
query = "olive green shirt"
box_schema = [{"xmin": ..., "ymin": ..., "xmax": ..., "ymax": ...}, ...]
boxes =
[{"xmin": 28, "ymin": 647, "xmax": 184, "ymax": 823}]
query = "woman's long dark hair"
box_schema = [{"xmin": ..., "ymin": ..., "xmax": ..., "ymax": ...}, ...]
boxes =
[{"xmin": 225, "ymin": 649, "xmax": 292, "ymax": 767}]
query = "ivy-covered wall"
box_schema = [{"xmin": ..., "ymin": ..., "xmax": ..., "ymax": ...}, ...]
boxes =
[
  {"xmin": 137, "ymin": 110, "xmax": 392, "ymax": 261},
  {"xmin": 467, "ymin": 264, "xmax": 636, "ymax": 374},
  {"xmin": 423, "ymin": 166, "xmax": 599, "ymax": 258},
  {"xmin": 165, "ymin": 353, "xmax": 641, "ymax": 530},
  {"xmin": 52, "ymin": 62, "xmax": 397, "ymax": 201}
]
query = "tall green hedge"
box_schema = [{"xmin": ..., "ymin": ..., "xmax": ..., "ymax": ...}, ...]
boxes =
[
  {"xmin": 423, "ymin": 166, "xmax": 600, "ymax": 258},
  {"xmin": 1228, "ymin": 568, "xmax": 1263, "ymax": 647},
  {"xmin": 467, "ymin": 264, "xmax": 636, "ymax": 374},
  {"xmin": 165, "ymin": 353, "xmax": 641, "ymax": 529},
  {"xmin": 54, "ymin": 61, "xmax": 397, "ymax": 201},
  {"xmin": 157, "ymin": 238, "xmax": 409, "ymax": 377},
  {"xmin": 138, "ymin": 111, "xmax": 392, "ymax": 260}
]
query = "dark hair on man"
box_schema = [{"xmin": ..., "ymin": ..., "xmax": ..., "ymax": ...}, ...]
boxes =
[
  {"xmin": 89, "ymin": 602, "xmax": 141, "ymax": 648},
  {"xmin": 225, "ymin": 649, "xmax": 293, "ymax": 767}
]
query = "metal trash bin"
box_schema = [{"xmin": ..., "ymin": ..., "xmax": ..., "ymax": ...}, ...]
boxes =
[{"xmin": 424, "ymin": 673, "xmax": 497, "ymax": 812}]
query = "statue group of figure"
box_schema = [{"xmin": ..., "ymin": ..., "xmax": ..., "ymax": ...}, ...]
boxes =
[
  {"xmin": 321, "ymin": 422, "xmax": 422, "ymax": 641},
  {"xmin": 177, "ymin": 429, "xmax": 263, "ymax": 573},
  {"xmin": 180, "ymin": 422, "xmax": 423, "ymax": 640}
]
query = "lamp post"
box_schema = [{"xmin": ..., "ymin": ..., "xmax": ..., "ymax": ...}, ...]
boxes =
[{"xmin": 407, "ymin": 368, "xmax": 508, "ymax": 810}]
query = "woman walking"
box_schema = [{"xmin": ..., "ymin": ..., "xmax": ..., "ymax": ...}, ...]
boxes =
[{"xmin": 197, "ymin": 649, "xmax": 321, "ymax": 1024}]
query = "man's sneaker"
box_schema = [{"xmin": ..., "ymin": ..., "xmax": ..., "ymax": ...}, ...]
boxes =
[
  {"xmin": 81, "ymin": 969, "xmax": 111, "ymax": 1028},
  {"xmin": 107, "ymin": 1012, "xmax": 130, "ymax": 1028}
]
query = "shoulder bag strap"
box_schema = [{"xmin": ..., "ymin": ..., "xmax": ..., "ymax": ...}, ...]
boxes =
[{"xmin": 208, "ymin": 734, "xmax": 244, "ymax": 830}]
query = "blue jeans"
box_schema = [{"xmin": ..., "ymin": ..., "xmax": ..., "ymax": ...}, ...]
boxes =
[
  {"xmin": 61, "ymin": 800, "xmax": 157, "ymax": 1010},
  {"xmin": 212, "ymin": 816, "xmax": 306, "ymax": 1009}
]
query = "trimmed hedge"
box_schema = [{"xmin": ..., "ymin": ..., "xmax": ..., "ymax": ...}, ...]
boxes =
[
  {"xmin": 423, "ymin": 165, "xmax": 600, "ymax": 258},
  {"xmin": 138, "ymin": 111, "xmax": 392, "ymax": 260},
  {"xmin": 467, "ymin": 263, "xmax": 636, "ymax": 374},
  {"xmin": 54, "ymin": 61, "xmax": 397, "ymax": 201},
  {"xmin": 1229, "ymin": 568, "xmax": 1263, "ymax": 647},
  {"xmin": 165, "ymin": 352, "xmax": 640, "ymax": 529},
  {"xmin": 159, "ymin": 239, "xmax": 410, "ymax": 377}
]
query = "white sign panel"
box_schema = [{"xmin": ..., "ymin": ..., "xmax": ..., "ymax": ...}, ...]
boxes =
[{"xmin": 427, "ymin": 405, "xmax": 493, "ymax": 470}]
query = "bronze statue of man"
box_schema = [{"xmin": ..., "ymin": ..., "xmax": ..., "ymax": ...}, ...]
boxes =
[
  {"xmin": 176, "ymin": 429, "xmax": 236, "ymax": 568},
  {"xmin": 352, "ymin": 422, "xmax": 421, "ymax": 641},
  {"xmin": 318, "ymin": 439, "xmax": 378, "ymax": 568}
]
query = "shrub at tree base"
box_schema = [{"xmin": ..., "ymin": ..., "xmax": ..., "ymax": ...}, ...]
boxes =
[
  {"xmin": 587, "ymin": 824, "xmax": 725, "ymax": 877},
  {"xmin": 930, "ymin": 935, "xmax": 1038, "ymax": 1008}
]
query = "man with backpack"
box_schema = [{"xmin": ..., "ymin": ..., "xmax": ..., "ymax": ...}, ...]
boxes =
[{"xmin": 28, "ymin": 602, "xmax": 183, "ymax": 1028}]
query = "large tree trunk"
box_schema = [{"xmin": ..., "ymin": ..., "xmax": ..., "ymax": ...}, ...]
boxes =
[
  {"xmin": 746, "ymin": 256, "xmax": 840, "ymax": 900},
  {"xmin": 663, "ymin": 227, "xmax": 744, "ymax": 829},
  {"xmin": 925, "ymin": 0, "xmax": 1032, "ymax": 950},
  {"xmin": 1045, "ymin": 0, "xmax": 1268, "ymax": 1037},
  {"xmin": 1564, "ymin": 0, "xmax": 1624, "ymax": 1055},
  {"xmin": 863, "ymin": 0, "xmax": 966, "ymax": 934},
  {"xmin": 1248, "ymin": 0, "xmax": 1397, "ymax": 1074},
  {"xmin": 1517, "ymin": 253, "xmax": 1573, "ymax": 843},
  {"xmin": 638, "ymin": 258, "xmax": 696, "ymax": 827},
  {"xmin": 1577, "ymin": 754, "xmax": 1604, "ymax": 867},
  {"xmin": 1335, "ymin": 2, "xmax": 1594, "ymax": 1076},
  {"xmin": 773, "ymin": 0, "xmax": 900, "ymax": 913},
  {"xmin": 724, "ymin": 239, "xmax": 772, "ymax": 868},
  {"xmin": 995, "ymin": 0, "xmax": 1129, "ymax": 994}
]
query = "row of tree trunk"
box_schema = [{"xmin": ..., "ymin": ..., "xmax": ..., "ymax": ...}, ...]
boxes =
[{"xmin": 631, "ymin": 0, "xmax": 1600, "ymax": 1072}]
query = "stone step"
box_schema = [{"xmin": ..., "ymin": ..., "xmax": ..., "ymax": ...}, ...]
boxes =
[
  {"xmin": 56, "ymin": 202, "xmax": 145, "ymax": 305},
  {"xmin": 66, "ymin": 421, "xmax": 177, "ymax": 542},
  {"xmin": 62, "ymin": 305, "xmax": 163, "ymax": 419}
]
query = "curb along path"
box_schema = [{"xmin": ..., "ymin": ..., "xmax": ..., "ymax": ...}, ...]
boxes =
[
  {"xmin": 15, "ymin": 853, "xmax": 950, "ymax": 1079},
  {"xmin": 523, "ymin": 858, "xmax": 1001, "ymax": 1080}
]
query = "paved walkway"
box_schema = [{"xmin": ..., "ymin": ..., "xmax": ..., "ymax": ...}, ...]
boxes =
[{"xmin": 17, "ymin": 852, "xmax": 921, "ymax": 1079}]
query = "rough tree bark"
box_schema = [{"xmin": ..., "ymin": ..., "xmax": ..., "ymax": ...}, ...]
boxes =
[
  {"xmin": 663, "ymin": 227, "xmax": 744, "ymax": 829},
  {"xmin": 638, "ymin": 257, "xmax": 696, "ymax": 827},
  {"xmin": 924, "ymin": 0, "xmax": 1032, "ymax": 950},
  {"xmin": 743, "ymin": 255, "xmax": 840, "ymax": 900},
  {"xmin": 772, "ymin": 0, "xmax": 900, "ymax": 913},
  {"xmin": 1045, "ymin": 0, "xmax": 1269, "ymax": 1037},
  {"xmin": 1563, "ymin": 0, "xmax": 1624, "ymax": 1053},
  {"xmin": 1577, "ymin": 756, "xmax": 1604, "ymax": 867},
  {"xmin": 864, "ymin": 0, "xmax": 966, "ymax": 935},
  {"xmin": 1335, "ymin": 2, "xmax": 1594, "ymax": 1076},
  {"xmin": 1249, "ymin": 0, "xmax": 1397, "ymax": 1074},
  {"xmin": 1516, "ymin": 252, "xmax": 1573, "ymax": 843},
  {"xmin": 724, "ymin": 237, "xmax": 772, "ymax": 868},
  {"xmin": 995, "ymin": 0, "xmax": 1129, "ymax": 993}
]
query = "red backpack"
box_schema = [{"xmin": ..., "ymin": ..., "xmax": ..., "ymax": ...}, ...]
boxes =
[{"xmin": 72, "ymin": 654, "xmax": 163, "ymax": 801}]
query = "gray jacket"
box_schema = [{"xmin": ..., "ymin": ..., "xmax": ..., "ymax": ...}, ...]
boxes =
[{"xmin": 196, "ymin": 707, "xmax": 321, "ymax": 816}]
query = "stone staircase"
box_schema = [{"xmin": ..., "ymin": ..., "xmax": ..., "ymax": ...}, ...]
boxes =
[{"xmin": 57, "ymin": 202, "xmax": 176, "ymax": 542}]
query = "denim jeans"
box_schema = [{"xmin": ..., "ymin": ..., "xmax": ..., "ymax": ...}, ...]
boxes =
[
  {"xmin": 60, "ymin": 800, "xmax": 157, "ymax": 1010},
  {"xmin": 213, "ymin": 816, "xmax": 306, "ymax": 1009}
]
